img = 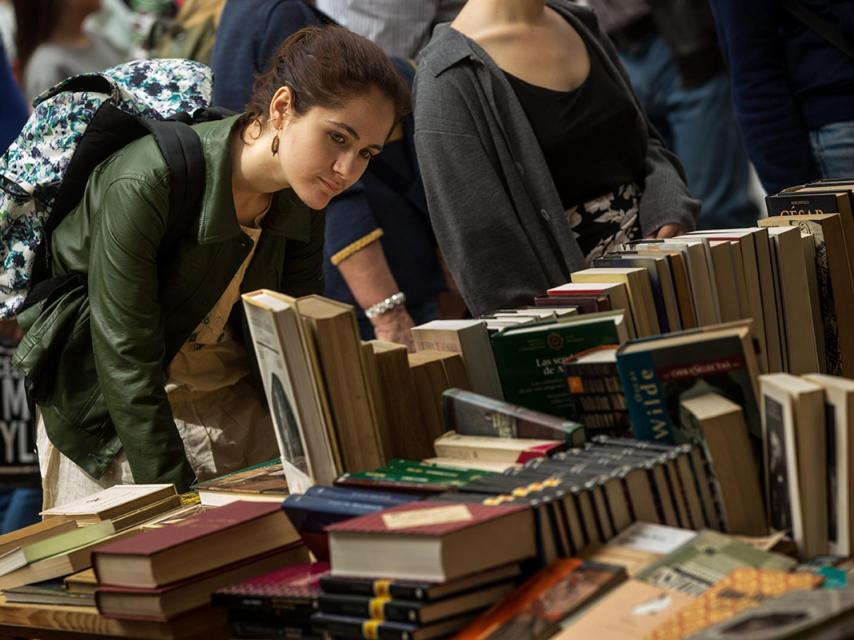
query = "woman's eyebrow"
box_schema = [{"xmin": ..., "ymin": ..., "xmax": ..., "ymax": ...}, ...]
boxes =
[{"xmin": 327, "ymin": 120, "xmax": 383, "ymax": 152}]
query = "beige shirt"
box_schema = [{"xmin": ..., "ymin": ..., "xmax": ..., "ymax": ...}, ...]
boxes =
[{"xmin": 167, "ymin": 222, "xmax": 264, "ymax": 393}]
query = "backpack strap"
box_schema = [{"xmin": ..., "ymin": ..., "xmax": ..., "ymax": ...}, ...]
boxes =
[
  {"xmin": 138, "ymin": 119, "xmax": 206, "ymax": 261},
  {"xmin": 783, "ymin": 0, "xmax": 854, "ymax": 60}
]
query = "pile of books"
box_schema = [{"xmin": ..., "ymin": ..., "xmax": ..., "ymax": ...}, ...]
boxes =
[
  {"xmin": 91, "ymin": 501, "xmax": 307, "ymax": 621},
  {"xmin": 0, "ymin": 484, "xmax": 182, "ymax": 591},
  {"xmin": 313, "ymin": 500, "xmax": 536, "ymax": 638}
]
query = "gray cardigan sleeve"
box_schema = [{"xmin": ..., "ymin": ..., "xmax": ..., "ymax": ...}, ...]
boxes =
[
  {"xmin": 414, "ymin": 76, "xmax": 555, "ymax": 316},
  {"xmin": 598, "ymin": 31, "xmax": 700, "ymax": 236}
]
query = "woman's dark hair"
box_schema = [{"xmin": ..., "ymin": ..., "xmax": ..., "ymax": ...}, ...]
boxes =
[
  {"xmin": 241, "ymin": 25, "xmax": 412, "ymax": 134},
  {"xmin": 12, "ymin": 0, "xmax": 60, "ymax": 72}
]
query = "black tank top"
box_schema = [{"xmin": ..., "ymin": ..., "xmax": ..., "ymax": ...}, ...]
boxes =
[{"xmin": 504, "ymin": 27, "xmax": 646, "ymax": 209}]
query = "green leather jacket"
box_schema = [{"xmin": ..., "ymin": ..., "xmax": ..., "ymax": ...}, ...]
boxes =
[{"xmin": 15, "ymin": 115, "xmax": 324, "ymax": 491}]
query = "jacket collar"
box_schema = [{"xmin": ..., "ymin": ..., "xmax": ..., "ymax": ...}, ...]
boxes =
[
  {"xmin": 420, "ymin": 1, "xmax": 600, "ymax": 77},
  {"xmin": 193, "ymin": 114, "xmax": 314, "ymax": 244}
]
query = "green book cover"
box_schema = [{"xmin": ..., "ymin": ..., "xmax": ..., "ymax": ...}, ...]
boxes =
[
  {"xmin": 0, "ymin": 519, "xmax": 116, "ymax": 576},
  {"xmin": 382, "ymin": 459, "xmax": 492, "ymax": 481},
  {"xmin": 636, "ymin": 530, "xmax": 795, "ymax": 597},
  {"xmin": 491, "ymin": 316, "xmax": 622, "ymax": 418}
]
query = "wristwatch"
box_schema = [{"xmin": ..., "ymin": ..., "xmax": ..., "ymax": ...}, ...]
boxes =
[{"xmin": 365, "ymin": 292, "xmax": 406, "ymax": 319}]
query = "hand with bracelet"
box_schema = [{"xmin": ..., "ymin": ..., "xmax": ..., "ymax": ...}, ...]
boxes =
[{"xmin": 336, "ymin": 237, "xmax": 417, "ymax": 351}]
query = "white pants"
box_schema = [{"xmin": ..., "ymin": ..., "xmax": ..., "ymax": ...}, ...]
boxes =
[{"xmin": 37, "ymin": 377, "xmax": 277, "ymax": 510}]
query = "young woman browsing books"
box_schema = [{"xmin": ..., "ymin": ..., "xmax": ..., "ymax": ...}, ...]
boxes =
[
  {"xmin": 22, "ymin": 26, "xmax": 410, "ymax": 507},
  {"xmin": 413, "ymin": 0, "xmax": 699, "ymax": 317}
]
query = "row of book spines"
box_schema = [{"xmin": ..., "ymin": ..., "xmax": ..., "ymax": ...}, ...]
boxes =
[{"xmin": 439, "ymin": 454, "xmax": 712, "ymax": 559}]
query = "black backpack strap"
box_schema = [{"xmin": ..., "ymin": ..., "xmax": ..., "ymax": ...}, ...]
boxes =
[
  {"xmin": 783, "ymin": 0, "xmax": 854, "ymax": 60},
  {"xmin": 137, "ymin": 119, "xmax": 206, "ymax": 260}
]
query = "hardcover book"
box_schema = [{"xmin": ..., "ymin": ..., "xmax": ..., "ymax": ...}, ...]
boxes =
[
  {"xmin": 433, "ymin": 432, "xmax": 564, "ymax": 464},
  {"xmin": 318, "ymin": 563, "xmax": 522, "ymax": 602},
  {"xmin": 442, "ymin": 388, "xmax": 586, "ymax": 445},
  {"xmin": 315, "ymin": 581, "xmax": 515, "ymax": 625},
  {"xmin": 212, "ymin": 561, "xmax": 329, "ymax": 610},
  {"xmin": 96, "ymin": 543, "xmax": 309, "ymax": 621},
  {"xmin": 311, "ymin": 611, "xmax": 477, "ymax": 640},
  {"xmin": 326, "ymin": 502, "xmax": 536, "ymax": 582},
  {"xmin": 93, "ymin": 501, "xmax": 301, "ymax": 588},
  {"xmin": 491, "ymin": 312, "xmax": 627, "ymax": 418}
]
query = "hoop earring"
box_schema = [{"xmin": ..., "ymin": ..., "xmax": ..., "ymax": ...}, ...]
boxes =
[{"xmin": 271, "ymin": 133, "xmax": 280, "ymax": 156}]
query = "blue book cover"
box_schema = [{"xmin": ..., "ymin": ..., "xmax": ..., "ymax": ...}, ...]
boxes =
[
  {"xmin": 304, "ymin": 485, "xmax": 413, "ymax": 507},
  {"xmin": 281, "ymin": 494, "xmax": 384, "ymax": 533},
  {"xmin": 616, "ymin": 330, "xmax": 761, "ymax": 443}
]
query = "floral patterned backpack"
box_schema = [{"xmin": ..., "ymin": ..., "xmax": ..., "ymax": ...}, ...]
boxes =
[{"xmin": 0, "ymin": 58, "xmax": 231, "ymax": 319}]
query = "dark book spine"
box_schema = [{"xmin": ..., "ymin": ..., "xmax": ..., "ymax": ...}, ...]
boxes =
[
  {"xmin": 316, "ymin": 594, "xmax": 372, "ymax": 619},
  {"xmin": 765, "ymin": 192, "xmax": 841, "ymax": 216},
  {"xmin": 311, "ymin": 613, "xmax": 414, "ymax": 640}
]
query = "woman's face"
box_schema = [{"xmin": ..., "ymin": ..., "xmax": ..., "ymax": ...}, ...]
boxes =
[{"xmin": 276, "ymin": 87, "xmax": 396, "ymax": 210}]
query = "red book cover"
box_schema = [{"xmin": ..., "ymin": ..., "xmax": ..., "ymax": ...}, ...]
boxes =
[
  {"xmin": 93, "ymin": 501, "xmax": 284, "ymax": 558},
  {"xmin": 325, "ymin": 502, "xmax": 526, "ymax": 537},
  {"xmin": 96, "ymin": 543, "xmax": 309, "ymax": 621},
  {"xmin": 213, "ymin": 561, "xmax": 329, "ymax": 603},
  {"xmin": 547, "ymin": 285, "xmax": 615, "ymax": 296}
]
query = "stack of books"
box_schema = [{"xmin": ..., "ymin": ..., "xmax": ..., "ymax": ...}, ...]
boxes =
[
  {"xmin": 0, "ymin": 484, "xmax": 182, "ymax": 590},
  {"xmin": 313, "ymin": 501, "xmax": 536, "ymax": 638},
  {"xmin": 92, "ymin": 501, "xmax": 308, "ymax": 621},
  {"xmin": 282, "ymin": 485, "xmax": 414, "ymax": 560},
  {"xmin": 212, "ymin": 562, "xmax": 330, "ymax": 639},
  {"xmin": 431, "ymin": 436, "xmax": 714, "ymax": 566}
]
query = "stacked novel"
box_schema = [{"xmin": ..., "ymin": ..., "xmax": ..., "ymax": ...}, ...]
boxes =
[
  {"xmin": 213, "ymin": 562, "xmax": 330, "ymax": 639},
  {"xmin": 92, "ymin": 501, "xmax": 309, "ymax": 621},
  {"xmin": 314, "ymin": 501, "xmax": 536, "ymax": 638}
]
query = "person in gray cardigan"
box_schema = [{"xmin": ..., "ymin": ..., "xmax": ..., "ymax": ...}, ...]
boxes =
[{"xmin": 414, "ymin": 0, "xmax": 699, "ymax": 317}]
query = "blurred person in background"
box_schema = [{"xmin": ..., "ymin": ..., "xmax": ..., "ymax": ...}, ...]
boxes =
[
  {"xmin": 586, "ymin": 0, "xmax": 759, "ymax": 229},
  {"xmin": 0, "ymin": 39, "xmax": 41, "ymax": 534},
  {"xmin": 315, "ymin": 0, "xmax": 465, "ymax": 58},
  {"xmin": 212, "ymin": 0, "xmax": 455, "ymax": 349},
  {"xmin": 709, "ymin": 0, "xmax": 854, "ymax": 194},
  {"xmin": 12, "ymin": 0, "xmax": 124, "ymax": 103},
  {"xmin": 414, "ymin": 0, "xmax": 698, "ymax": 316}
]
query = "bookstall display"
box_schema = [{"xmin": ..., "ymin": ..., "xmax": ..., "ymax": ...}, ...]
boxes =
[{"xmin": 5, "ymin": 182, "xmax": 854, "ymax": 639}]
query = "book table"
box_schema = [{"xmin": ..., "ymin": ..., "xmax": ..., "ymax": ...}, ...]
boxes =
[{"xmin": 0, "ymin": 596, "xmax": 229, "ymax": 639}]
